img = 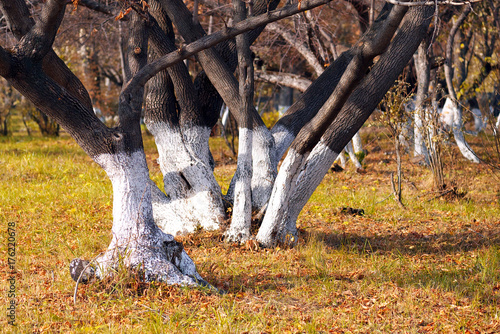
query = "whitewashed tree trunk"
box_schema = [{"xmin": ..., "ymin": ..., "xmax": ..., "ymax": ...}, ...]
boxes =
[
  {"xmin": 442, "ymin": 98, "xmax": 480, "ymax": 163},
  {"xmin": 251, "ymin": 125, "xmax": 277, "ymax": 209},
  {"xmin": 495, "ymin": 106, "xmax": 500, "ymax": 129},
  {"xmin": 225, "ymin": 125, "xmax": 276, "ymax": 211},
  {"xmin": 346, "ymin": 141, "xmax": 362, "ymax": 169},
  {"xmin": 225, "ymin": 128, "xmax": 253, "ymax": 241},
  {"xmin": 470, "ymin": 108, "xmax": 486, "ymax": 133},
  {"xmin": 272, "ymin": 123, "xmax": 295, "ymax": 163},
  {"xmin": 257, "ymin": 4, "xmax": 433, "ymax": 247},
  {"xmin": 413, "ymin": 108, "xmax": 429, "ymax": 160},
  {"xmin": 81, "ymin": 151, "xmax": 206, "ymax": 285},
  {"xmin": 256, "ymin": 142, "xmax": 338, "ymax": 247},
  {"xmin": 352, "ymin": 132, "xmax": 363, "ymax": 154},
  {"xmin": 337, "ymin": 149, "xmax": 347, "ymax": 168},
  {"xmin": 147, "ymin": 122, "xmax": 225, "ymax": 235}
]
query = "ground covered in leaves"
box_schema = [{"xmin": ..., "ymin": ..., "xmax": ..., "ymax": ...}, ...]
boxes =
[{"xmin": 1, "ymin": 124, "xmax": 500, "ymax": 333}]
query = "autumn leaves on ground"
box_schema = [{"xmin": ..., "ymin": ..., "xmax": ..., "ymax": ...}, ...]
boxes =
[{"xmin": 1, "ymin": 119, "xmax": 500, "ymax": 333}]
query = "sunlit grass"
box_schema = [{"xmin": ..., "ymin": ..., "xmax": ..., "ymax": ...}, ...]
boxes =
[{"xmin": 1, "ymin": 127, "xmax": 500, "ymax": 332}]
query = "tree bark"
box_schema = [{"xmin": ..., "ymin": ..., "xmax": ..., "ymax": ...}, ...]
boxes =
[
  {"xmin": 413, "ymin": 39, "xmax": 431, "ymax": 162},
  {"xmin": 143, "ymin": 0, "xmax": 225, "ymax": 235}
]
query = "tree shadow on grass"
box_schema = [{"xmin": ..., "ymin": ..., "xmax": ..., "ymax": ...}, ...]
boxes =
[
  {"xmin": 303, "ymin": 225, "xmax": 500, "ymax": 256},
  {"xmin": 298, "ymin": 226, "xmax": 500, "ymax": 302}
]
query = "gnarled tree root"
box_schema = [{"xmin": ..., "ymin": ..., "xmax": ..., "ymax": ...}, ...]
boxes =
[{"xmin": 69, "ymin": 232, "xmax": 214, "ymax": 290}]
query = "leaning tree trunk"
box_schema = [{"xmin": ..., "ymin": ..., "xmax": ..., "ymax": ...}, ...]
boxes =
[
  {"xmin": 0, "ymin": 0, "xmax": 207, "ymax": 286},
  {"xmin": 257, "ymin": 4, "xmax": 433, "ymax": 247},
  {"xmin": 444, "ymin": 5, "xmax": 480, "ymax": 163}
]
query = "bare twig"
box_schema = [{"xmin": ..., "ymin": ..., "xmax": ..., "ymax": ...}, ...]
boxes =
[{"xmin": 384, "ymin": 0, "xmax": 479, "ymax": 6}]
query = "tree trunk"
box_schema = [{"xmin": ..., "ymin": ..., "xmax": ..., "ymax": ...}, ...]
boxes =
[
  {"xmin": 0, "ymin": 0, "xmax": 208, "ymax": 286},
  {"xmin": 143, "ymin": 0, "xmax": 225, "ymax": 235},
  {"xmin": 413, "ymin": 39, "xmax": 431, "ymax": 163},
  {"xmin": 443, "ymin": 5, "xmax": 480, "ymax": 163},
  {"xmin": 90, "ymin": 150, "xmax": 204, "ymax": 285}
]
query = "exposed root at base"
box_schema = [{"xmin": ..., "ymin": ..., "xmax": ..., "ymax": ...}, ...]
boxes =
[{"xmin": 69, "ymin": 238, "xmax": 216, "ymax": 292}]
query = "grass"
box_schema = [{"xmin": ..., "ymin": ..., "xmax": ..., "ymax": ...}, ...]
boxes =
[{"xmin": 1, "ymin": 122, "xmax": 500, "ymax": 333}]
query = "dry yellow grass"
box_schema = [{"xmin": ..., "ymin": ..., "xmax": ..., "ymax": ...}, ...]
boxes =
[{"xmin": 1, "ymin": 124, "xmax": 500, "ymax": 333}]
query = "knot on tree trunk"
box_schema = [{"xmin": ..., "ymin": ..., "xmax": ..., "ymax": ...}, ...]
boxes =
[{"xmin": 163, "ymin": 239, "xmax": 184, "ymax": 265}]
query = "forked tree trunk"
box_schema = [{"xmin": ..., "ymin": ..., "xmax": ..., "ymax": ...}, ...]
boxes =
[
  {"xmin": 226, "ymin": 128, "xmax": 254, "ymax": 241},
  {"xmin": 147, "ymin": 122, "xmax": 225, "ymax": 235},
  {"xmin": 257, "ymin": 4, "xmax": 433, "ymax": 247},
  {"xmin": 144, "ymin": 0, "xmax": 225, "ymax": 235}
]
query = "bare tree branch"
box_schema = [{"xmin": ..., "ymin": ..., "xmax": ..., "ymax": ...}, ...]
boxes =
[
  {"xmin": 384, "ymin": 0, "xmax": 479, "ymax": 6},
  {"xmin": 16, "ymin": 0, "xmax": 66, "ymax": 61},
  {"xmin": 0, "ymin": 0, "xmax": 34, "ymax": 39},
  {"xmin": 267, "ymin": 22, "xmax": 325, "ymax": 77},
  {"xmin": 444, "ymin": 5, "xmax": 471, "ymax": 102},
  {"xmin": 1, "ymin": 0, "xmax": 93, "ymax": 109},
  {"xmin": 255, "ymin": 71, "xmax": 312, "ymax": 92},
  {"xmin": 293, "ymin": 3, "xmax": 408, "ymax": 154},
  {"xmin": 123, "ymin": 0, "xmax": 335, "ymax": 99},
  {"xmin": 77, "ymin": 0, "xmax": 117, "ymax": 16}
]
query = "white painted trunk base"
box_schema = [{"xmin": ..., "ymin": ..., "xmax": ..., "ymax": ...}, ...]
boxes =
[
  {"xmin": 225, "ymin": 125, "xmax": 276, "ymax": 212},
  {"xmin": 250, "ymin": 126, "xmax": 277, "ymax": 210},
  {"xmin": 272, "ymin": 123, "xmax": 295, "ymax": 163},
  {"xmin": 346, "ymin": 141, "xmax": 362, "ymax": 169},
  {"xmin": 442, "ymin": 99, "xmax": 480, "ymax": 163},
  {"xmin": 257, "ymin": 141, "xmax": 339, "ymax": 247},
  {"xmin": 413, "ymin": 108, "xmax": 429, "ymax": 161},
  {"xmin": 256, "ymin": 148, "xmax": 308, "ymax": 247},
  {"xmin": 147, "ymin": 123, "xmax": 225, "ymax": 235},
  {"xmin": 352, "ymin": 132, "xmax": 363, "ymax": 154},
  {"xmin": 336, "ymin": 150, "xmax": 346, "ymax": 168},
  {"xmin": 225, "ymin": 128, "xmax": 253, "ymax": 242},
  {"xmin": 91, "ymin": 151, "xmax": 205, "ymax": 286}
]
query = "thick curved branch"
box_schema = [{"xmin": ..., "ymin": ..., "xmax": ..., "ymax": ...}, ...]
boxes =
[
  {"xmin": 1, "ymin": 0, "xmax": 92, "ymax": 109},
  {"xmin": 16, "ymin": 0, "xmax": 66, "ymax": 61},
  {"xmin": 118, "ymin": 11, "xmax": 148, "ymax": 129},
  {"xmin": 292, "ymin": 4, "xmax": 408, "ymax": 154},
  {"xmin": 77, "ymin": 0, "xmax": 117, "ymax": 16},
  {"xmin": 0, "ymin": 0, "xmax": 33, "ymax": 39}
]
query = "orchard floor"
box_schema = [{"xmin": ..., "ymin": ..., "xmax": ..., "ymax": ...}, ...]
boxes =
[{"xmin": 1, "ymin": 124, "xmax": 500, "ymax": 333}]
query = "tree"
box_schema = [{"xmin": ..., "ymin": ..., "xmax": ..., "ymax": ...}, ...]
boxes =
[{"xmin": 0, "ymin": 0, "xmax": 440, "ymax": 285}]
